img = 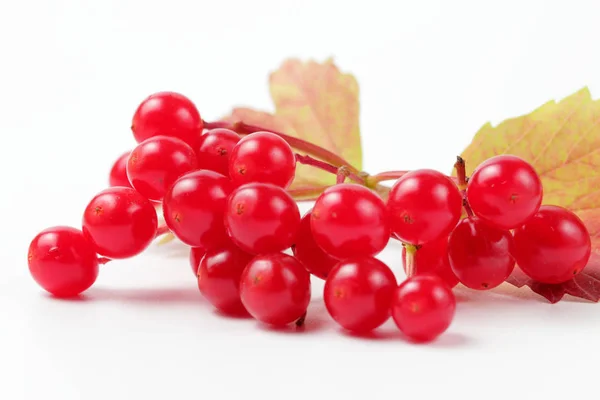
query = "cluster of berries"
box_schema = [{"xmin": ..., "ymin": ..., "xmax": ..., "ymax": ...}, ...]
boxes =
[{"xmin": 27, "ymin": 91, "xmax": 591, "ymax": 343}]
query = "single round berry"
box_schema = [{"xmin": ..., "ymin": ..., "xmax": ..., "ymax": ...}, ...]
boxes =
[
  {"xmin": 82, "ymin": 187, "xmax": 158, "ymax": 259},
  {"xmin": 189, "ymin": 246, "xmax": 206, "ymax": 276},
  {"xmin": 401, "ymin": 237, "xmax": 459, "ymax": 288},
  {"xmin": 228, "ymin": 131, "xmax": 296, "ymax": 188},
  {"xmin": 163, "ymin": 170, "xmax": 232, "ymax": 249},
  {"xmin": 196, "ymin": 128, "xmax": 241, "ymax": 176},
  {"xmin": 127, "ymin": 135, "xmax": 198, "ymax": 201},
  {"xmin": 513, "ymin": 205, "xmax": 591, "ymax": 284},
  {"xmin": 292, "ymin": 210, "xmax": 338, "ymax": 280},
  {"xmin": 198, "ymin": 242, "xmax": 254, "ymax": 315},
  {"xmin": 387, "ymin": 169, "xmax": 462, "ymax": 245},
  {"xmin": 311, "ymin": 184, "xmax": 389, "ymax": 259},
  {"xmin": 131, "ymin": 91, "xmax": 204, "ymax": 150},
  {"xmin": 240, "ymin": 253, "xmax": 311, "ymax": 326},
  {"xmin": 448, "ymin": 217, "xmax": 515, "ymax": 290},
  {"xmin": 27, "ymin": 226, "xmax": 99, "ymax": 297},
  {"xmin": 108, "ymin": 151, "xmax": 132, "ymax": 188},
  {"xmin": 467, "ymin": 155, "xmax": 543, "ymax": 230},
  {"xmin": 224, "ymin": 183, "xmax": 300, "ymax": 254},
  {"xmin": 391, "ymin": 274, "xmax": 456, "ymax": 342},
  {"xmin": 324, "ymin": 257, "xmax": 397, "ymax": 333}
]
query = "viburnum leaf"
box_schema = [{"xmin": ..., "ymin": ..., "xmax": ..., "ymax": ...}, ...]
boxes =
[
  {"xmin": 221, "ymin": 58, "xmax": 362, "ymax": 192},
  {"xmin": 460, "ymin": 87, "xmax": 600, "ymax": 302}
]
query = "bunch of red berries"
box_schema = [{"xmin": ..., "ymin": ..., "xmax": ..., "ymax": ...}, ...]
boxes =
[{"xmin": 27, "ymin": 91, "xmax": 592, "ymax": 343}]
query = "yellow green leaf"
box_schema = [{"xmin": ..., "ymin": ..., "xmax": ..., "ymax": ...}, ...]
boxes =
[{"xmin": 221, "ymin": 58, "xmax": 362, "ymax": 190}]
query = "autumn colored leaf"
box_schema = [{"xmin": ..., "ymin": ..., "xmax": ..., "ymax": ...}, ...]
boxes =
[
  {"xmin": 221, "ymin": 58, "xmax": 362, "ymax": 192},
  {"xmin": 460, "ymin": 87, "xmax": 600, "ymax": 302}
]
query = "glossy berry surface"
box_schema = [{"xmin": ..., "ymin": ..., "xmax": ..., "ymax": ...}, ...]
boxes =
[
  {"xmin": 127, "ymin": 135, "xmax": 198, "ymax": 201},
  {"xmin": 467, "ymin": 155, "xmax": 543, "ymax": 230},
  {"xmin": 108, "ymin": 151, "xmax": 132, "ymax": 188},
  {"xmin": 189, "ymin": 246, "xmax": 206, "ymax": 276},
  {"xmin": 513, "ymin": 205, "xmax": 591, "ymax": 284},
  {"xmin": 82, "ymin": 187, "xmax": 158, "ymax": 259},
  {"xmin": 387, "ymin": 169, "xmax": 462, "ymax": 245},
  {"xmin": 311, "ymin": 184, "xmax": 389, "ymax": 259},
  {"xmin": 448, "ymin": 217, "xmax": 515, "ymax": 290},
  {"xmin": 401, "ymin": 236, "xmax": 459, "ymax": 288},
  {"xmin": 391, "ymin": 274, "xmax": 456, "ymax": 342},
  {"xmin": 163, "ymin": 170, "xmax": 232, "ymax": 249},
  {"xmin": 131, "ymin": 91, "xmax": 204, "ymax": 150},
  {"xmin": 240, "ymin": 253, "xmax": 311, "ymax": 326},
  {"xmin": 198, "ymin": 242, "xmax": 254, "ymax": 315},
  {"xmin": 224, "ymin": 183, "xmax": 300, "ymax": 254},
  {"xmin": 292, "ymin": 210, "xmax": 338, "ymax": 280},
  {"xmin": 28, "ymin": 226, "xmax": 99, "ymax": 297},
  {"xmin": 228, "ymin": 131, "xmax": 296, "ymax": 188},
  {"xmin": 324, "ymin": 257, "xmax": 397, "ymax": 333},
  {"xmin": 196, "ymin": 128, "xmax": 241, "ymax": 176}
]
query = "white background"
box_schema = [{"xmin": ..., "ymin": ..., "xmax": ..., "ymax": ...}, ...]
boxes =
[{"xmin": 1, "ymin": 0, "xmax": 599, "ymax": 399}]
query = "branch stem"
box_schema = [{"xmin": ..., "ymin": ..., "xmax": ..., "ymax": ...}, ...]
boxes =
[
  {"xmin": 204, "ymin": 120, "xmax": 360, "ymax": 174},
  {"xmin": 294, "ymin": 154, "xmax": 365, "ymax": 185}
]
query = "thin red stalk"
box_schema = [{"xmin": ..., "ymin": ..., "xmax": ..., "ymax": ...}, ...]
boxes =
[
  {"xmin": 204, "ymin": 120, "xmax": 360, "ymax": 174},
  {"xmin": 98, "ymin": 257, "xmax": 111, "ymax": 265},
  {"xmin": 454, "ymin": 156, "xmax": 468, "ymax": 191},
  {"xmin": 462, "ymin": 199, "xmax": 474, "ymax": 217},
  {"xmin": 295, "ymin": 154, "xmax": 365, "ymax": 185},
  {"xmin": 454, "ymin": 156, "xmax": 474, "ymax": 217},
  {"xmin": 156, "ymin": 225, "xmax": 170, "ymax": 237},
  {"xmin": 336, "ymin": 167, "xmax": 348, "ymax": 184},
  {"xmin": 287, "ymin": 186, "xmax": 328, "ymax": 200},
  {"xmin": 366, "ymin": 170, "xmax": 409, "ymax": 187},
  {"xmin": 295, "ymin": 312, "xmax": 307, "ymax": 328}
]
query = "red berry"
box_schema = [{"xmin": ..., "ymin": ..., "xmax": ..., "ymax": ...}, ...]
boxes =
[
  {"xmin": 513, "ymin": 205, "xmax": 591, "ymax": 284},
  {"xmin": 82, "ymin": 187, "xmax": 158, "ymax": 259},
  {"xmin": 108, "ymin": 151, "xmax": 132, "ymax": 188},
  {"xmin": 229, "ymin": 132, "xmax": 296, "ymax": 188},
  {"xmin": 224, "ymin": 183, "xmax": 300, "ymax": 254},
  {"xmin": 391, "ymin": 274, "xmax": 456, "ymax": 342},
  {"xmin": 131, "ymin": 91, "xmax": 203, "ymax": 150},
  {"xmin": 27, "ymin": 226, "xmax": 99, "ymax": 297},
  {"xmin": 189, "ymin": 246, "xmax": 206, "ymax": 276},
  {"xmin": 311, "ymin": 184, "xmax": 389, "ymax": 259},
  {"xmin": 292, "ymin": 210, "xmax": 338, "ymax": 280},
  {"xmin": 240, "ymin": 253, "xmax": 311, "ymax": 326},
  {"xmin": 324, "ymin": 257, "xmax": 397, "ymax": 333},
  {"xmin": 198, "ymin": 242, "xmax": 254, "ymax": 315},
  {"xmin": 196, "ymin": 128, "xmax": 241, "ymax": 176},
  {"xmin": 448, "ymin": 217, "xmax": 515, "ymax": 290},
  {"xmin": 127, "ymin": 135, "xmax": 198, "ymax": 201},
  {"xmin": 467, "ymin": 155, "xmax": 543, "ymax": 230},
  {"xmin": 401, "ymin": 236, "xmax": 459, "ymax": 288},
  {"xmin": 387, "ymin": 169, "xmax": 462, "ymax": 245},
  {"xmin": 163, "ymin": 170, "xmax": 232, "ymax": 249}
]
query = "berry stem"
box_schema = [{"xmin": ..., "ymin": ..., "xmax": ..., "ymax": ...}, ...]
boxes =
[
  {"xmin": 366, "ymin": 170, "xmax": 409, "ymax": 186},
  {"xmin": 336, "ymin": 166, "xmax": 349, "ymax": 184},
  {"xmin": 156, "ymin": 225, "xmax": 170, "ymax": 237},
  {"xmin": 295, "ymin": 311, "xmax": 307, "ymax": 328},
  {"xmin": 403, "ymin": 244, "xmax": 419, "ymax": 277},
  {"xmin": 204, "ymin": 120, "xmax": 360, "ymax": 174},
  {"xmin": 287, "ymin": 185, "xmax": 329, "ymax": 200},
  {"xmin": 97, "ymin": 257, "xmax": 111, "ymax": 265},
  {"xmin": 462, "ymin": 199, "xmax": 474, "ymax": 217},
  {"xmin": 454, "ymin": 156, "xmax": 474, "ymax": 217},
  {"xmin": 454, "ymin": 156, "xmax": 468, "ymax": 191},
  {"xmin": 295, "ymin": 154, "xmax": 365, "ymax": 185}
]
